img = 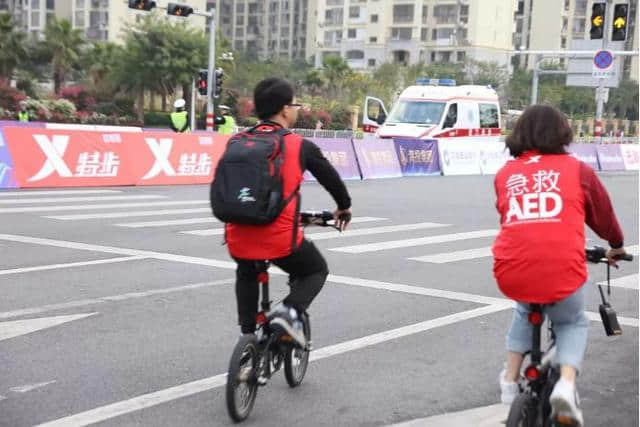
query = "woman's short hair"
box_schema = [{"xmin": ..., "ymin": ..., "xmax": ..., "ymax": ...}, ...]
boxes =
[
  {"xmin": 254, "ymin": 78, "xmax": 294, "ymax": 120},
  {"xmin": 505, "ymin": 105, "xmax": 573, "ymax": 158}
]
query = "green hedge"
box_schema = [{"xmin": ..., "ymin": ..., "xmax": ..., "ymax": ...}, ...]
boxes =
[{"xmin": 144, "ymin": 111, "xmax": 172, "ymax": 128}]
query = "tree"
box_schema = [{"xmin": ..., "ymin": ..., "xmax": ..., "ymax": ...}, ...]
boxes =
[
  {"xmin": 0, "ymin": 14, "xmax": 27, "ymax": 80},
  {"xmin": 322, "ymin": 55, "xmax": 351, "ymax": 98},
  {"xmin": 465, "ymin": 59, "xmax": 508, "ymax": 90},
  {"xmin": 607, "ymin": 79, "xmax": 639, "ymax": 120},
  {"xmin": 81, "ymin": 41, "xmax": 122, "ymax": 96},
  {"xmin": 43, "ymin": 18, "xmax": 84, "ymax": 94}
]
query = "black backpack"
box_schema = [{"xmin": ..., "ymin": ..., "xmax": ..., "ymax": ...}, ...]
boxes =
[{"xmin": 210, "ymin": 127, "xmax": 296, "ymax": 225}]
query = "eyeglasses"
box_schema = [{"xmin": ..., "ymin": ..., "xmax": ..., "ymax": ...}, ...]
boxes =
[{"xmin": 287, "ymin": 103, "xmax": 302, "ymax": 108}]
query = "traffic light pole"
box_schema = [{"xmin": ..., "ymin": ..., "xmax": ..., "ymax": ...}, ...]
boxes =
[
  {"xmin": 206, "ymin": 10, "xmax": 216, "ymax": 131},
  {"xmin": 595, "ymin": 0, "xmax": 613, "ymax": 138}
]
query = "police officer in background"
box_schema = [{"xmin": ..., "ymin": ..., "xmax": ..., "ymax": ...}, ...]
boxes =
[
  {"xmin": 17, "ymin": 102, "xmax": 29, "ymax": 122},
  {"xmin": 170, "ymin": 99, "xmax": 190, "ymax": 133},
  {"xmin": 216, "ymin": 105, "xmax": 237, "ymax": 135}
]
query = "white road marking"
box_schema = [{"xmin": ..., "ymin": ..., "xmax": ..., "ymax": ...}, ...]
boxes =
[
  {"xmin": 180, "ymin": 217, "xmax": 390, "ymax": 236},
  {"xmin": 306, "ymin": 222, "xmax": 449, "ymax": 241},
  {"xmin": 0, "ymin": 279, "xmax": 234, "ymax": 320},
  {"xmin": 409, "ymin": 246, "xmax": 493, "ymax": 263},
  {"xmin": 597, "ymin": 274, "xmax": 639, "ymax": 290},
  {"xmin": 115, "ymin": 217, "xmax": 219, "ymax": 228},
  {"xmin": 0, "ymin": 234, "xmax": 633, "ymax": 327},
  {"xmin": 35, "ymin": 305, "xmax": 508, "ymax": 427},
  {"xmin": 0, "ymin": 200, "xmax": 208, "ymax": 214},
  {"xmin": 0, "ymin": 195, "xmax": 165, "ymax": 205},
  {"xmin": 0, "ymin": 256, "xmax": 145, "ymax": 276},
  {"xmin": 330, "ymin": 229, "xmax": 499, "ymax": 254},
  {"xmin": 585, "ymin": 311, "xmax": 639, "ymax": 327},
  {"xmin": 10, "ymin": 381, "xmax": 57, "ymax": 393},
  {"xmin": 0, "ymin": 190, "xmax": 122, "ymax": 197},
  {"xmin": 0, "ymin": 313, "xmax": 97, "ymax": 342},
  {"xmin": 46, "ymin": 208, "xmax": 212, "ymax": 220},
  {"xmin": 389, "ymin": 403, "xmax": 508, "ymax": 427},
  {"xmin": 626, "ymin": 245, "xmax": 639, "ymax": 256}
]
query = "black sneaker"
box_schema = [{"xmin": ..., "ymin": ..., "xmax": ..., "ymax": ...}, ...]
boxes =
[{"xmin": 268, "ymin": 304, "xmax": 306, "ymax": 348}]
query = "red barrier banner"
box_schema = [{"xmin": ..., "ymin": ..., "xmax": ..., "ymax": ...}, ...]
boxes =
[
  {"xmin": 131, "ymin": 132, "xmax": 228, "ymax": 185},
  {"xmin": 3, "ymin": 127, "xmax": 136, "ymax": 188}
]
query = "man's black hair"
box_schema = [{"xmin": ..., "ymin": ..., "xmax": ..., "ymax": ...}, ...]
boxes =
[{"xmin": 254, "ymin": 78, "xmax": 294, "ymax": 120}]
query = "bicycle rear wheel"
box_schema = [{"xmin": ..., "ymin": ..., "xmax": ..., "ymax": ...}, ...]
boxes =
[
  {"xmin": 226, "ymin": 334, "xmax": 259, "ymax": 423},
  {"xmin": 506, "ymin": 393, "xmax": 539, "ymax": 427},
  {"xmin": 284, "ymin": 313, "xmax": 310, "ymax": 387}
]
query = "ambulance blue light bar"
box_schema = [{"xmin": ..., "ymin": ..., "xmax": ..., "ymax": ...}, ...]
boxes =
[{"xmin": 415, "ymin": 78, "xmax": 456, "ymax": 86}]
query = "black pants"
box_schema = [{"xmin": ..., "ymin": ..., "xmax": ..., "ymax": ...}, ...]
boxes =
[{"xmin": 234, "ymin": 239, "xmax": 329, "ymax": 333}]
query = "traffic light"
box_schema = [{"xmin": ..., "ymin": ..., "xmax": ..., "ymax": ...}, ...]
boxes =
[
  {"xmin": 197, "ymin": 70, "xmax": 208, "ymax": 96},
  {"xmin": 167, "ymin": 3, "xmax": 193, "ymax": 17},
  {"xmin": 590, "ymin": 2, "xmax": 606, "ymax": 39},
  {"xmin": 128, "ymin": 0, "xmax": 156, "ymax": 11},
  {"xmin": 214, "ymin": 68, "xmax": 224, "ymax": 98},
  {"xmin": 612, "ymin": 3, "xmax": 629, "ymax": 41}
]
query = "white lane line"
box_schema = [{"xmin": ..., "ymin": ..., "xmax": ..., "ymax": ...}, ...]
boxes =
[
  {"xmin": 0, "ymin": 313, "xmax": 98, "ymax": 342},
  {"xmin": 627, "ymin": 245, "xmax": 639, "ymax": 256},
  {"xmin": 0, "ymin": 233, "xmax": 633, "ymax": 328},
  {"xmin": 0, "ymin": 279, "xmax": 234, "ymax": 320},
  {"xmin": 35, "ymin": 304, "xmax": 509, "ymax": 427},
  {"xmin": 0, "ymin": 195, "xmax": 165, "ymax": 205},
  {"xmin": 306, "ymin": 222, "xmax": 449, "ymax": 241},
  {"xmin": 409, "ymin": 246, "xmax": 492, "ymax": 263},
  {"xmin": 0, "ymin": 190, "xmax": 122, "ymax": 197},
  {"xmin": 116, "ymin": 217, "xmax": 219, "ymax": 228},
  {"xmin": 585, "ymin": 311, "xmax": 639, "ymax": 327},
  {"xmin": 0, "ymin": 200, "xmax": 208, "ymax": 214},
  {"xmin": 0, "ymin": 256, "xmax": 145, "ymax": 276},
  {"xmin": 46, "ymin": 208, "xmax": 212, "ymax": 220},
  {"xmin": 330, "ymin": 229, "xmax": 499, "ymax": 254},
  {"xmin": 597, "ymin": 274, "xmax": 638, "ymax": 290},
  {"xmin": 180, "ymin": 216, "xmax": 390, "ymax": 236},
  {"xmin": 10, "ymin": 381, "xmax": 57, "ymax": 393},
  {"xmin": 389, "ymin": 403, "xmax": 507, "ymax": 427}
]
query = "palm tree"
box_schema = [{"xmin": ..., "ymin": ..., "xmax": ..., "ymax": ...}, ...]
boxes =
[
  {"xmin": 322, "ymin": 55, "xmax": 351, "ymax": 98},
  {"xmin": 0, "ymin": 14, "xmax": 27, "ymax": 79},
  {"xmin": 81, "ymin": 41, "xmax": 121, "ymax": 94},
  {"xmin": 43, "ymin": 18, "xmax": 84, "ymax": 94}
]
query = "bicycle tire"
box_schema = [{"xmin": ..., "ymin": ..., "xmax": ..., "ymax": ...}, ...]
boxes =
[
  {"xmin": 284, "ymin": 313, "xmax": 310, "ymax": 387},
  {"xmin": 226, "ymin": 334, "xmax": 259, "ymax": 423},
  {"xmin": 506, "ymin": 393, "xmax": 539, "ymax": 427}
]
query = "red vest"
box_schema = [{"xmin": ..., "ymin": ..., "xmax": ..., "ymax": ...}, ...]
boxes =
[
  {"xmin": 492, "ymin": 151, "xmax": 587, "ymax": 303},
  {"xmin": 225, "ymin": 128, "xmax": 304, "ymax": 260}
]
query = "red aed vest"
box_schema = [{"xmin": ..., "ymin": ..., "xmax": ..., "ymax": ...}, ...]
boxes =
[
  {"xmin": 225, "ymin": 125, "xmax": 304, "ymax": 260},
  {"xmin": 492, "ymin": 152, "xmax": 587, "ymax": 303}
]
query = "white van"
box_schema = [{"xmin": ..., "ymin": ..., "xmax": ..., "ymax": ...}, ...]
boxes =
[{"xmin": 363, "ymin": 80, "xmax": 501, "ymax": 142}]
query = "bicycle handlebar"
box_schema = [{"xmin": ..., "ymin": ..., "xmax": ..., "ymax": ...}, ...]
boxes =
[
  {"xmin": 300, "ymin": 210, "xmax": 335, "ymax": 227},
  {"xmin": 586, "ymin": 246, "xmax": 634, "ymax": 264}
]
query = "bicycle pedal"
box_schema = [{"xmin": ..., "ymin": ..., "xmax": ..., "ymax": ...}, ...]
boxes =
[
  {"xmin": 257, "ymin": 376, "xmax": 268, "ymax": 386},
  {"xmin": 305, "ymin": 340, "xmax": 313, "ymax": 351}
]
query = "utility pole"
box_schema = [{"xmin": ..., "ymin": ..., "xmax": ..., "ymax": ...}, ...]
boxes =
[
  {"xmin": 594, "ymin": 0, "xmax": 613, "ymax": 138},
  {"xmin": 206, "ymin": 10, "xmax": 216, "ymax": 131}
]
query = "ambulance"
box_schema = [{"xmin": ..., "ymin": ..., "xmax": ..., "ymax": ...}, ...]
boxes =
[{"xmin": 362, "ymin": 78, "xmax": 502, "ymax": 142}]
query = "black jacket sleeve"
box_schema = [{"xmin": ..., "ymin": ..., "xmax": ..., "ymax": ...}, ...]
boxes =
[{"xmin": 300, "ymin": 139, "xmax": 351, "ymax": 210}]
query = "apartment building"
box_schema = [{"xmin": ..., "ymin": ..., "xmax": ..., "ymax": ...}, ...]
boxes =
[
  {"xmin": 215, "ymin": 0, "xmax": 312, "ymax": 60},
  {"xmin": 1, "ymin": 0, "xmax": 62, "ymax": 39},
  {"xmin": 313, "ymin": 0, "xmax": 516, "ymax": 70},
  {"xmin": 516, "ymin": 0, "xmax": 638, "ymax": 80}
]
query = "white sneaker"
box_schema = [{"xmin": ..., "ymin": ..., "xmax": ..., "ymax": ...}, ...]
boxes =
[
  {"xmin": 549, "ymin": 378, "xmax": 584, "ymax": 427},
  {"xmin": 499, "ymin": 369, "xmax": 520, "ymax": 405}
]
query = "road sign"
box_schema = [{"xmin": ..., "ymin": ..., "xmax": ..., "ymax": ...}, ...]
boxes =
[
  {"xmin": 595, "ymin": 86, "xmax": 610, "ymax": 103},
  {"xmin": 593, "ymin": 49, "xmax": 615, "ymax": 78},
  {"xmin": 567, "ymin": 39, "xmax": 623, "ymax": 87}
]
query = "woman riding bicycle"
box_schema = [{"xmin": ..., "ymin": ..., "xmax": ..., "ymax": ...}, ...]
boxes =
[{"xmin": 492, "ymin": 105, "xmax": 628, "ymax": 426}]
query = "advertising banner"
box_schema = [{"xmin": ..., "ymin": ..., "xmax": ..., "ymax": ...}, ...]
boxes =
[
  {"xmin": 595, "ymin": 144, "xmax": 625, "ymax": 171},
  {"xmin": 568, "ymin": 143, "xmax": 600, "ymax": 170},
  {"xmin": 393, "ymin": 139, "xmax": 441, "ymax": 176},
  {"xmin": 479, "ymin": 142, "xmax": 512, "ymax": 175},
  {"xmin": 3, "ymin": 127, "xmax": 136, "ymax": 188},
  {"xmin": 352, "ymin": 137, "xmax": 402, "ymax": 179},
  {"xmin": 438, "ymin": 140, "xmax": 482, "ymax": 175},
  {"xmin": 0, "ymin": 129, "xmax": 17, "ymax": 188},
  {"xmin": 305, "ymin": 138, "xmax": 361, "ymax": 181},
  {"xmin": 619, "ymin": 144, "xmax": 640, "ymax": 170}
]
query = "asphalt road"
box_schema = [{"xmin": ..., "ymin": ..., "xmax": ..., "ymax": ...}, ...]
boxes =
[{"xmin": 0, "ymin": 172, "xmax": 637, "ymax": 427}]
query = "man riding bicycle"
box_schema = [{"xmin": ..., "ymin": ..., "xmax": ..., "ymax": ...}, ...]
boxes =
[
  {"xmin": 223, "ymin": 78, "xmax": 352, "ymax": 347},
  {"xmin": 492, "ymin": 105, "xmax": 627, "ymax": 426}
]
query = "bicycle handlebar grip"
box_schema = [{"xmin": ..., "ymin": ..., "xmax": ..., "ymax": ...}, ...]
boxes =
[
  {"xmin": 618, "ymin": 253, "xmax": 634, "ymax": 262},
  {"xmin": 585, "ymin": 246, "xmax": 607, "ymax": 263}
]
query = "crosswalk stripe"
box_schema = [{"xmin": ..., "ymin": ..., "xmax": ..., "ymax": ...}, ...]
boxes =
[
  {"xmin": 179, "ymin": 216, "xmax": 389, "ymax": 236},
  {"xmin": 598, "ymin": 274, "xmax": 638, "ymax": 290},
  {"xmin": 627, "ymin": 245, "xmax": 638, "ymax": 256},
  {"xmin": 46, "ymin": 208, "xmax": 212, "ymax": 220},
  {"xmin": 306, "ymin": 222, "xmax": 448, "ymax": 241},
  {"xmin": 0, "ymin": 200, "xmax": 208, "ymax": 214},
  {"xmin": 0, "ymin": 195, "xmax": 166, "ymax": 204},
  {"xmin": 0, "ymin": 190, "xmax": 122, "ymax": 196},
  {"xmin": 330, "ymin": 229, "xmax": 499, "ymax": 254},
  {"xmin": 116, "ymin": 217, "xmax": 219, "ymax": 228},
  {"xmin": 409, "ymin": 246, "xmax": 492, "ymax": 263}
]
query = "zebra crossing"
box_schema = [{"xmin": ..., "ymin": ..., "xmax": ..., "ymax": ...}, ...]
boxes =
[{"xmin": 1, "ymin": 189, "xmax": 637, "ymax": 278}]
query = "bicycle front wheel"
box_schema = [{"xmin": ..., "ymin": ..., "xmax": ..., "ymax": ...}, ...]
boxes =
[
  {"xmin": 284, "ymin": 313, "xmax": 310, "ymax": 387},
  {"xmin": 506, "ymin": 393, "xmax": 538, "ymax": 427},
  {"xmin": 226, "ymin": 334, "xmax": 259, "ymax": 423}
]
